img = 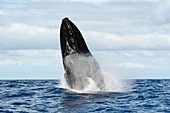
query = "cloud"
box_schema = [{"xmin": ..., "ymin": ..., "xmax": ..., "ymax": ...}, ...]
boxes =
[
  {"xmin": 0, "ymin": 49, "xmax": 61, "ymax": 58},
  {"xmin": 112, "ymin": 62, "xmax": 145, "ymax": 69},
  {"xmin": 0, "ymin": 49, "xmax": 62, "ymax": 68},
  {"xmin": 0, "ymin": 49, "xmax": 62, "ymax": 79},
  {"xmin": 0, "ymin": 49, "xmax": 169, "ymax": 79},
  {"xmin": 66, "ymin": 0, "xmax": 158, "ymax": 4},
  {"xmin": 85, "ymin": 31, "xmax": 170, "ymax": 50},
  {"xmin": 0, "ymin": 0, "xmax": 170, "ymax": 51},
  {"xmin": 1, "ymin": 0, "xmax": 170, "ymax": 79},
  {"xmin": 68, "ymin": 0, "xmax": 111, "ymax": 4},
  {"xmin": 0, "ymin": 23, "xmax": 58, "ymax": 50},
  {"xmin": 0, "ymin": 59, "xmax": 24, "ymax": 66},
  {"xmin": 154, "ymin": 1, "xmax": 170, "ymax": 24},
  {"xmin": 0, "ymin": 11, "xmax": 6, "ymax": 15}
]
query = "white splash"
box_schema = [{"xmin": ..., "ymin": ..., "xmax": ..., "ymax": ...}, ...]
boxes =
[
  {"xmin": 60, "ymin": 54, "xmax": 132, "ymax": 93},
  {"xmin": 60, "ymin": 72, "xmax": 131, "ymax": 93}
]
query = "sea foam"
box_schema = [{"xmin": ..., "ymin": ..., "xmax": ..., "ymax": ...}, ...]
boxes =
[{"xmin": 60, "ymin": 54, "xmax": 131, "ymax": 93}]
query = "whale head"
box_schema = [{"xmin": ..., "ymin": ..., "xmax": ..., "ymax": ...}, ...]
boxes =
[{"xmin": 60, "ymin": 18, "xmax": 90, "ymax": 59}]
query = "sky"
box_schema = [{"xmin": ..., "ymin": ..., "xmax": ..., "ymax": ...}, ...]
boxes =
[{"xmin": 0, "ymin": 0, "xmax": 170, "ymax": 79}]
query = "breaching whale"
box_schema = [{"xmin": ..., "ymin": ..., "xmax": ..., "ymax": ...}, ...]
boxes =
[{"xmin": 60, "ymin": 18, "xmax": 105, "ymax": 90}]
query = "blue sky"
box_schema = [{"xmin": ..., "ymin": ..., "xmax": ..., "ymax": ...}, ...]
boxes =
[{"xmin": 0, "ymin": 0, "xmax": 170, "ymax": 79}]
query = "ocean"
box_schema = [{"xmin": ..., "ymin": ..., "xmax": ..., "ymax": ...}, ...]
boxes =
[{"xmin": 0, "ymin": 79, "xmax": 170, "ymax": 112}]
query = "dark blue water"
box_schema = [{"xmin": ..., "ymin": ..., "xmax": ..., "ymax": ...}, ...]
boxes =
[{"xmin": 0, "ymin": 79, "xmax": 170, "ymax": 112}]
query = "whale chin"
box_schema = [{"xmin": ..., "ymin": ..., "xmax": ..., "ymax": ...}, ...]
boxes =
[{"xmin": 60, "ymin": 17, "xmax": 105, "ymax": 90}]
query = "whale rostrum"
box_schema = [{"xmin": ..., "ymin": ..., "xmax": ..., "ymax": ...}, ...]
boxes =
[{"xmin": 60, "ymin": 18, "xmax": 105, "ymax": 90}]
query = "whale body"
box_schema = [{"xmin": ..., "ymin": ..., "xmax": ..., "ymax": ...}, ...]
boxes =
[{"xmin": 60, "ymin": 18, "xmax": 105, "ymax": 90}]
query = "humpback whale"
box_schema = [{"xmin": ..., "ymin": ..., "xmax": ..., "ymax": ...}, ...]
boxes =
[{"xmin": 60, "ymin": 18, "xmax": 105, "ymax": 90}]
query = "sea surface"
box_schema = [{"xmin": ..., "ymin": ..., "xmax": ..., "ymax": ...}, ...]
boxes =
[{"xmin": 0, "ymin": 79, "xmax": 170, "ymax": 112}]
